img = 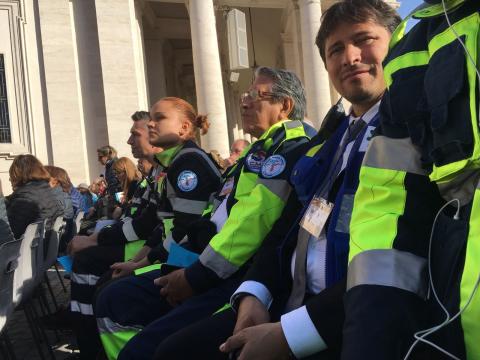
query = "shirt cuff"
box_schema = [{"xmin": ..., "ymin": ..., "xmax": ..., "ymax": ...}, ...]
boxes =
[
  {"xmin": 280, "ymin": 305, "xmax": 327, "ymax": 359},
  {"xmin": 230, "ymin": 281, "xmax": 273, "ymax": 310}
]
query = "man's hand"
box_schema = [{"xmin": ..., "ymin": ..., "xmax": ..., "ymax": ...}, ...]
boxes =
[
  {"xmin": 234, "ymin": 295, "xmax": 270, "ymax": 334},
  {"xmin": 111, "ymin": 261, "xmax": 138, "ymax": 278},
  {"xmin": 220, "ymin": 322, "xmax": 290, "ymax": 360},
  {"xmin": 67, "ymin": 235, "xmax": 97, "ymax": 255},
  {"xmin": 154, "ymin": 269, "xmax": 194, "ymax": 306}
]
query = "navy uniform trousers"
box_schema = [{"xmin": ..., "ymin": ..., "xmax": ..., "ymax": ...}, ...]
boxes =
[{"xmin": 95, "ymin": 269, "xmax": 241, "ymax": 360}]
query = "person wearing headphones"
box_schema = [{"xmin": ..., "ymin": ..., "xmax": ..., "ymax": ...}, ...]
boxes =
[{"xmin": 344, "ymin": 0, "xmax": 480, "ymax": 358}]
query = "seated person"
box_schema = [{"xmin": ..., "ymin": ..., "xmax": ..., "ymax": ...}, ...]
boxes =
[
  {"xmin": 93, "ymin": 67, "xmax": 315, "ymax": 360},
  {"xmin": 68, "ymin": 99, "xmax": 221, "ymax": 360},
  {"xmin": 223, "ymin": 139, "xmax": 250, "ymax": 168},
  {"xmin": 44, "ymin": 165, "xmax": 78, "ymax": 247},
  {"xmin": 77, "ymin": 183, "xmax": 97, "ymax": 214},
  {"xmin": 152, "ymin": 2, "xmax": 400, "ymax": 359},
  {"xmin": 110, "ymin": 156, "xmax": 142, "ymax": 220},
  {"xmin": 6, "ymin": 154, "xmax": 64, "ymax": 239}
]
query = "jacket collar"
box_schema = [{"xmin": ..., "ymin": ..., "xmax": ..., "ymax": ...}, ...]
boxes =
[{"xmin": 154, "ymin": 143, "xmax": 183, "ymax": 168}]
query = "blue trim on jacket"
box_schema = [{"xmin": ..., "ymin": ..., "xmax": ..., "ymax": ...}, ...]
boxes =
[{"xmin": 284, "ymin": 113, "xmax": 380, "ymax": 288}]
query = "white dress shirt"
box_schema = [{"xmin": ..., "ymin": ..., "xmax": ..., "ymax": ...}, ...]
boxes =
[{"xmin": 231, "ymin": 102, "xmax": 380, "ymax": 358}]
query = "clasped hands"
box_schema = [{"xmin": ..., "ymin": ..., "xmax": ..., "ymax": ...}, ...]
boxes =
[{"xmin": 220, "ymin": 295, "xmax": 291, "ymax": 360}]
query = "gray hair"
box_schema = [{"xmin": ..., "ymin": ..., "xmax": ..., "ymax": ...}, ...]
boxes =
[{"xmin": 254, "ymin": 66, "xmax": 306, "ymax": 120}]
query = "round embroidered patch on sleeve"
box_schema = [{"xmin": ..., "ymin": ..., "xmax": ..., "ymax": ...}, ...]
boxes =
[
  {"xmin": 177, "ymin": 170, "xmax": 198, "ymax": 192},
  {"xmin": 261, "ymin": 155, "xmax": 287, "ymax": 178},
  {"xmin": 246, "ymin": 150, "xmax": 266, "ymax": 173}
]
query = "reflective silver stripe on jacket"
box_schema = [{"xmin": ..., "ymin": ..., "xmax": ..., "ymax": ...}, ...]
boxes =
[
  {"xmin": 363, "ymin": 136, "xmax": 427, "ymax": 175},
  {"xmin": 437, "ymin": 168, "xmax": 480, "ymax": 205},
  {"xmin": 165, "ymin": 177, "xmax": 209, "ymax": 214},
  {"xmin": 284, "ymin": 120, "xmax": 302, "ymax": 129},
  {"xmin": 71, "ymin": 272, "xmax": 100, "ymax": 286},
  {"xmin": 176, "ymin": 147, "xmax": 222, "ymax": 178},
  {"xmin": 257, "ymin": 178, "xmax": 291, "ymax": 202},
  {"xmin": 70, "ymin": 300, "xmax": 94, "ymax": 315},
  {"xmin": 199, "ymin": 244, "xmax": 239, "ymax": 279},
  {"xmin": 122, "ymin": 219, "xmax": 139, "ymax": 242},
  {"xmin": 169, "ymin": 197, "xmax": 209, "ymax": 215},
  {"xmin": 347, "ymin": 249, "xmax": 428, "ymax": 299},
  {"xmin": 97, "ymin": 317, "xmax": 143, "ymax": 335},
  {"xmin": 157, "ymin": 211, "xmax": 174, "ymax": 219},
  {"xmin": 142, "ymin": 186, "xmax": 151, "ymax": 200}
]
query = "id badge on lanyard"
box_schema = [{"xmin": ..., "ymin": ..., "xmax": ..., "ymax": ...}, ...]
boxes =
[
  {"xmin": 219, "ymin": 177, "xmax": 234, "ymax": 197},
  {"xmin": 300, "ymin": 196, "xmax": 333, "ymax": 238}
]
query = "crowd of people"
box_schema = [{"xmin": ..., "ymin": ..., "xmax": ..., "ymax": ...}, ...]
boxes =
[{"xmin": 2, "ymin": 0, "xmax": 479, "ymax": 359}]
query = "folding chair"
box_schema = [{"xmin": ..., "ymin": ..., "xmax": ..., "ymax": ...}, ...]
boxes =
[
  {"xmin": 0, "ymin": 238, "xmax": 22, "ymax": 360},
  {"xmin": 74, "ymin": 211, "xmax": 85, "ymax": 236},
  {"xmin": 13, "ymin": 221, "xmax": 55, "ymax": 360},
  {"xmin": 43, "ymin": 216, "xmax": 67, "ymax": 305}
]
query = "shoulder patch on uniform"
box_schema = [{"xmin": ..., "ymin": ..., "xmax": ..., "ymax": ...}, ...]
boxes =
[
  {"xmin": 177, "ymin": 170, "xmax": 198, "ymax": 192},
  {"xmin": 261, "ymin": 155, "xmax": 286, "ymax": 178},
  {"xmin": 246, "ymin": 150, "xmax": 266, "ymax": 173}
]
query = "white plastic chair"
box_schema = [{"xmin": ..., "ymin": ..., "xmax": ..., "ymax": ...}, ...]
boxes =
[
  {"xmin": 12, "ymin": 221, "xmax": 45, "ymax": 306},
  {"xmin": 0, "ymin": 239, "xmax": 22, "ymax": 333},
  {"xmin": 42, "ymin": 216, "xmax": 64, "ymax": 273},
  {"xmin": 74, "ymin": 210, "xmax": 85, "ymax": 235},
  {"xmin": 0, "ymin": 239, "xmax": 21, "ymax": 360}
]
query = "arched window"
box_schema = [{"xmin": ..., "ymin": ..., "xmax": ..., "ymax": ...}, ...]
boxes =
[{"xmin": 0, "ymin": 54, "xmax": 12, "ymax": 143}]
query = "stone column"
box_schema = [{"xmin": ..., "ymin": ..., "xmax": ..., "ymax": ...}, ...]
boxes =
[
  {"xmin": 95, "ymin": 0, "xmax": 148, "ymax": 159},
  {"xmin": 38, "ymin": 0, "xmax": 91, "ymax": 184},
  {"xmin": 298, "ymin": 0, "xmax": 331, "ymax": 128},
  {"xmin": 186, "ymin": 0, "xmax": 230, "ymax": 157}
]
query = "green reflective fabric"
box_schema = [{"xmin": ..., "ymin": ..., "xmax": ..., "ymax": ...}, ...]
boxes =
[
  {"xmin": 427, "ymin": 14, "xmax": 480, "ymax": 183},
  {"xmin": 163, "ymin": 218, "xmax": 174, "ymax": 237},
  {"xmin": 205, "ymin": 119, "xmax": 310, "ymax": 271},
  {"xmin": 134, "ymin": 263, "xmax": 162, "ymax": 275},
  {"xmin": 100, "ymin": 330, "xmax": 139, "ymax": 360},
  {"xmin": 460, "ymin": 188, "xmax": 480, "ymax": 359},
  {"xmin": 154, "ymin": 144, "xmax": 182, "ymax": 167},
  {"xmin": 386, "ymin": 12, "xmax": 480, "ymax": 184},
  {"xmin": 202, "ymin": 203, "xmax": 214, "ymax": 217},
  {"xmin": 413, "ymin": 0, "xmax": 465, "ymax": 19},
  {"xmin": 213, "ymin": 303, "xmax": 231, "ymax": 315},
  {"xmin": 209, "ymin": 182, "xmax": 285, "ymax": 267},
  {"xmin": 280, "ymin": 121, "xmax": 306, "ymax": 143},
  {"xmin": 383, "ymin": 51, "xmax": 429, "ymax": 88},
  {"xmin": 305, "ymin": 143, "xmax": 324, "ymax": 158},
  {"xmin": 124, "ymin": 240, "xmax": 146, "ymax": 262},
  {"xmin": 389, "ymin": 0, "xmax": 466, "ymax": 51},
  {"xmin": 349, "ymin": 166, "xmax": 407, "ymax": 262}
]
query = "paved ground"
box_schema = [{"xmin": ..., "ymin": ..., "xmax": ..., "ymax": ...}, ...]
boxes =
[{"xmin": 4, "ymin": 268, "xmax": 79, "ymax": 360}]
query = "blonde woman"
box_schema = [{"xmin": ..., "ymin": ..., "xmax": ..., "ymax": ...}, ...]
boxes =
[{"xmin": 111, "ymin": 157, "xmax": 142, "ymax": 219}]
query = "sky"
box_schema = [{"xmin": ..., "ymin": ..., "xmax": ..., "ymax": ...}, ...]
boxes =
[
  {"xmin": 397, "ymin": 0, "xmax": 424, "ymax": 29},
  {"xmin": 398, "ymin": 0, "xmax": 423, "ymax": 18}
]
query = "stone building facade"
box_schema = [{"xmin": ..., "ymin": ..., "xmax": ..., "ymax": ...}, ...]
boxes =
[{"xmin": 0, "ymin": 0, "xmax": 399, "ymax": 192}]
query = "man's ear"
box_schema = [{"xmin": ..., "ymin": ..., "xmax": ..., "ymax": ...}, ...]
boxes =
[{"xmin": 280, "ymin": 97, "xmax": 295, "ymax": 119}]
